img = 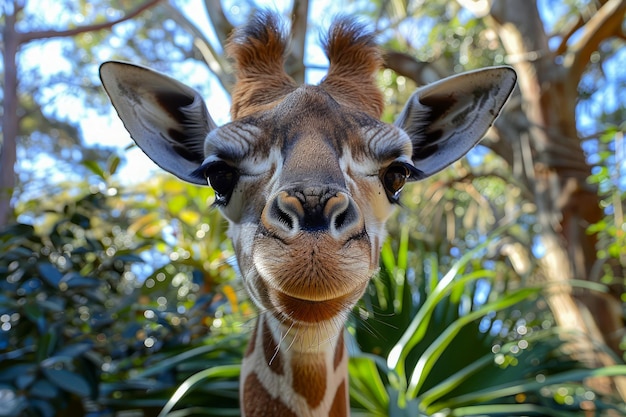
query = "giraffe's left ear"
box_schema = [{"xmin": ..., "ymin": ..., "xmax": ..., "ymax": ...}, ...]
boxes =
[
  {"xmin": 394, "ymin": 66, "xmax": 516, "ymax": 179},
  {"xmin": 100, "ymin": 61, "xmax": 217, "ymax": 185}
]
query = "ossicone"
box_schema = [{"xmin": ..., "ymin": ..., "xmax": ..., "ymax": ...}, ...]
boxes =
[
  {"xmin": 226, "ymin": 10, "xmax": 297, "ymax": 119},
  {"xmin": 321, "ymin": 16, "xmax": 384, "ymax": 118}
]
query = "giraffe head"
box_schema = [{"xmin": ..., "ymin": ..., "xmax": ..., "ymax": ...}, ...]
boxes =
[{"xmin": 100, "ymin": 10, "xmax": 515, "ymax": 415}]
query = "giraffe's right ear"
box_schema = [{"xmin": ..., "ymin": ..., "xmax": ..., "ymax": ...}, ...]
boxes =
[{"xmin": 99, "ymin": 61, "xmax": 216, "ymax": 185}]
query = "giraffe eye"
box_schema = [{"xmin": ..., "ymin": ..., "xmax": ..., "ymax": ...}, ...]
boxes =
[
  {"xmin": 380, "ymin": 163, "xmax": 411, "ymax": 203},
  {"xmin": 203, "ymin": 161, "xmax": 239, "ymax": 205}
]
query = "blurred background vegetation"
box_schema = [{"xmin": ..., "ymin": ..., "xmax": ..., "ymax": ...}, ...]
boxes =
[{"xmin": 1, "ymin": 0, "xmax": 625, "ymax": 416}]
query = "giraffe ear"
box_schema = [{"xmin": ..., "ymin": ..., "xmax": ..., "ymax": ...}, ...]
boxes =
[
  {"xmin": 99, "ymin": 61, "xmax": 216, "ymax": 185},
  {"xmin": 394, "ymin": 66, "xmax": 516, "ymax": 179}
]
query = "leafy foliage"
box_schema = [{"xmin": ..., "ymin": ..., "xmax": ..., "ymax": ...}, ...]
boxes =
[
  {"xmin": 349, "ymin": 223, "xmax": 626, "ymax": 416},
  {"xmin": 0, "ymin": 164, "xmax": 245, "ymax": 417}
]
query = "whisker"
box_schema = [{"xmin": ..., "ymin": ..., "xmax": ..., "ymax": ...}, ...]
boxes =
[
  {"xmin": 270, "ymin": 314, "xmax": 295, "ymax": 365},
  {"xmin": 285, "ymin": 323, "xmax": 299, "ymax": 354}
]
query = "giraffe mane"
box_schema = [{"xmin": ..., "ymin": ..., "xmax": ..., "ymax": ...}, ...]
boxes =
[
  {"xmin": 321, "ymin": 16, "xmax": 384, "ymax": 118},
  {"xmin": 226, "ymin": 11, "xmax": 297, "ymax": 119}
]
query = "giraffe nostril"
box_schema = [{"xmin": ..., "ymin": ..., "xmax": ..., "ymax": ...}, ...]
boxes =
[
  {"xmin": 273, "ymin": 201, "xmax": 294, "ymax": 230},
  {"xmin": 326, "ymin": 195, "xmax": 359, "ymax": 236},
  {"xmin": 332, "ymin": 203, "xmax": 355, "ymax": 232},
  {"xmin": 334, "ymin": 210, "xmax": 348, "ymax": 231},
  {"xmin": 265, "ymin": 193, "xmax": 300, "ymax": 232}
]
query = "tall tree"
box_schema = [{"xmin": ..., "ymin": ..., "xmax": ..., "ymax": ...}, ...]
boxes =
[
  {"xmin": 489, "ymin": 0, "xmax": 624, "ymax": 378},
  {"xmin": 0, "ymin": 0, "xmax": 161, "ymax": 225}
]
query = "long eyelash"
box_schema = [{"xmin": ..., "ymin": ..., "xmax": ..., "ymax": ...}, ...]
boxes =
[
  {"xmin": 406, "ymin": 164, "xmax": 426, "ymax": 181},
  {"xmin": 211, "ymin": 197, "xmax": 229, "ymax": 208},
  {"xmin": 190, "ymin": 165, "xmax": 209, "ymax": 182}
]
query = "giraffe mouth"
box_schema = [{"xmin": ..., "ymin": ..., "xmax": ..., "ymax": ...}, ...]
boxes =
[{"xmin": 268, "ymin": 288, "xmax": 364, "ymax": 323}]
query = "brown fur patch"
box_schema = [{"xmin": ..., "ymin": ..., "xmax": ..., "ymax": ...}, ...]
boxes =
[
  {"xmin": 292, "ymin": 355, "xmax": 327, "ymax": 408},
  {"xmin": 329, "ymin": 380, "xmax": 348, "ymax": 417},
  {"xmin": 226, "ymin": 11, "xmax": 297, "ymax": 119},
  {"xmin": 243, "ymin": 373, "xmax": 297, "ymax": 417},
  {"xmin": 262, "ymin": 319, "xmax": 284, "ymax": 375},
  {"xmin": 321, "ymin": 17, "xmax": 384, "ymax": 118},
  {"xmin": 334, "ymin": 333, "xmax": 344, "ymax": 370}
]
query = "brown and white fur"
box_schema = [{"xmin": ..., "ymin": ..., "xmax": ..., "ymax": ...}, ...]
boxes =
[{"xmin": 99, "ymin": 10, "xmax": 515, "ymax": 417}]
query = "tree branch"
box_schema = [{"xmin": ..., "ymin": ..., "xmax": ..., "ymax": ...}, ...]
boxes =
[
  {"xmin": 382, "ymin": 50, "xmax": 444, "ymax": 85},
  {"xmin": 162, "ymin": 2, "xmax": 233, "ymax": 93},
  {"xmin": 20, "ymin": 0, "xmax": 162, "ymax": 44},
  {"xmin": 553, "ymin": 0, "xmax": 614, "ymax": 55},
  {"xmin": 203, "ymin": 0, "xmax": 233, "ymax": 48},
  {"xmin": 563, "ymin": 0, "xmax": 626, "ymax": 82},
  {"xmin": 553, "ymin": 15, "xmax": 584, "ymax": 57},
  {"xmin": 285, "ymin": 0, "xmax": 309, "ymax": 84}
]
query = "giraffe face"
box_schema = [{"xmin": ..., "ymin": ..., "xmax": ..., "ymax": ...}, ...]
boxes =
[{"xmin": 201, "ymin": 85, "xmax": 415, "ymax": 325}]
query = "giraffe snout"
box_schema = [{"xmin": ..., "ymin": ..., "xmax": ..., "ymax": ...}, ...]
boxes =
[{"xmin": 262, "ymin": 188, "xmax": 363, "ymax": 239}]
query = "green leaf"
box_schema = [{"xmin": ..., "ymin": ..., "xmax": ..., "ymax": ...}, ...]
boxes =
[
  {"xmin": 30, "ymin": 379, "xmax": 59, "ymax": 399},
  {"xmin": 15, "ymin": 372, "xmax": 36, "ymax": 390},
  {"xmin": 167, "ymin": 194, "xmax": 188, "ymax": 215},
  {"xmin": 386, "ymin": 224, "xmax": 512, "ymax": 381},
  {"xmin": 70, "ymin": 212, "xmax": 90, "ymax": 228},
  {"xmin": 349, "ymin": 356, "xmax": 389, "ymax": 413},
  {"xmin": 60, "ymin": 272, "xmax": 100, "ymax": 289},
  {"xmin": 82, "ymin": 160, "xmax": 106, "ymax": 179},
  {"xmin": 416, "ymin": 353, "xmax": 494, "ymax": 410},
  {"xmin": 163, "ymin": 407, "xmax": 241, "ymax": 417},
  {"xmin": 24, "ymin": 302, "xmax": 46, "ymax": 331},
  {"xmin": 41, "ymin": 368, "xmax": 91, "ymax": 397},
  {"xmin": 114, "ymin": 253, "xmax": 145, "ymax": 263},
  {"xmin": 134, "ymin": 343, "xmax": 233, "ymax": 379},
  {"xmin": 157, "ymin": 365, "xmax": 241, "ymax": 417},
  {"xmin": 406, "ymin": 286, "xmax": 539, "ymax": 398},
  {"xmin": 387, "ymin": 269, "xmax": 496, "ymax": 379},
  {"xmin": 432, "ymin": 365, "xmax": 626, "ymax": 412},
  {"xmin": 0, "ymin": 223, "xmax": 35, "ymax": 246},
  {"xmin": 37, "ymin": 328, "xmax": 58, "ymax": 362},
  {"xmin": 50, "ymin": 342, "xmax": 93, "ymax": 360},
  {"xmin": 107, "ymin": 154, "xmax": 121, "ymax": 176},
  {"xmin": 37, "ymin": 262, "xmax": 63, "ymax": 287},
  {"xmin": 0, "ymin": 348, "xmax": 37, "ymax": 364},
  {"xmin": 449, "ymin": 403, "xmax": 575, "ymax": 417},
  {"xmin": 0, "ymin": 364, "xmax": 36, "ymax": 382}
]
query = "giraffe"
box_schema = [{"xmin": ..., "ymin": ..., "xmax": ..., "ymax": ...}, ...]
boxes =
[{"xmin": 99, "ymin": 10, "xmax": 516, "ymax": 417}]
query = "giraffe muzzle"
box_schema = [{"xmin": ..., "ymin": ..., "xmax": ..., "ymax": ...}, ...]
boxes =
[{"xmin": 261, "ymin": 188, "xmax": 363, "ymax": 240}]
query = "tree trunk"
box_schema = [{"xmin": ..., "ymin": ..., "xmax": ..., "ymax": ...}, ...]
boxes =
[
  {"xmin": 285, "ymin": 0, "xmax": 309, "ymax": 84},
  {"xmin": 489, "ymin": 0, "xmax": 626, "ymax": 398},
  {"xmin": 0, "ymin": 5, "xmax": 21, "ymax": 226}
]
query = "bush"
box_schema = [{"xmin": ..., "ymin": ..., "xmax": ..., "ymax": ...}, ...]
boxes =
[{"xmin": 0, "ymin": 178, "xmax": 244, "ymax": 417}]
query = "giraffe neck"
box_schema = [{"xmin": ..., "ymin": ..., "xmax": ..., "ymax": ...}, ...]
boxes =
[{"xmin": 240, "ymin": 312, "xmax": 350, "ymax": 417}]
